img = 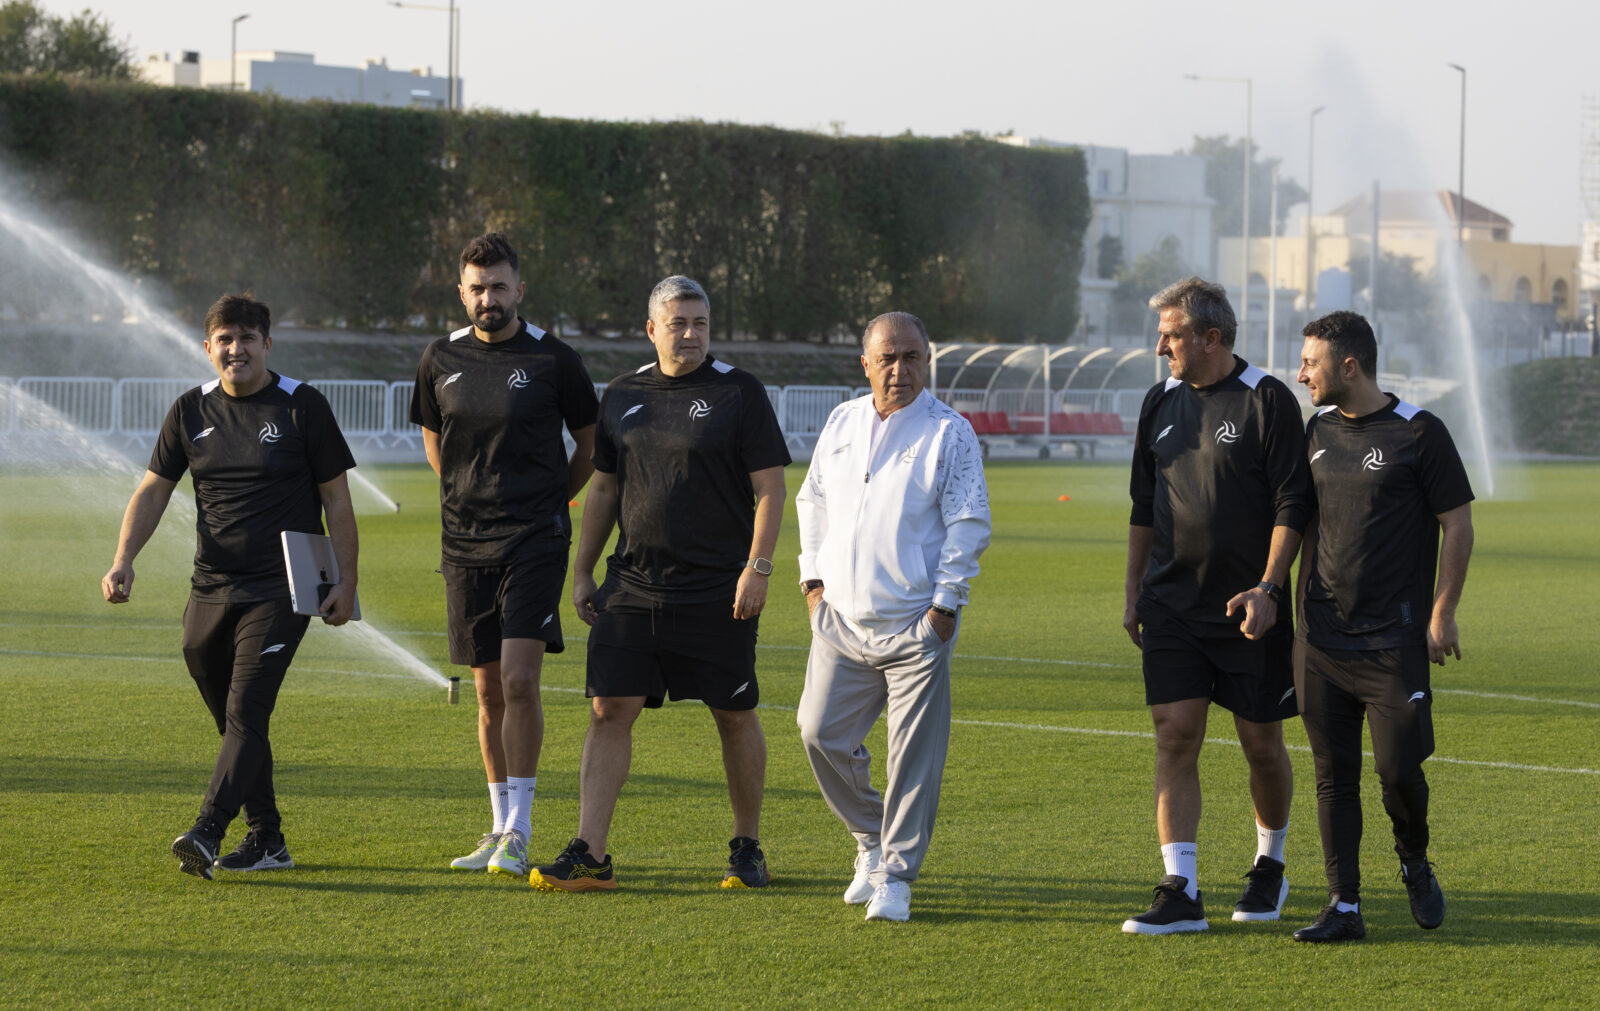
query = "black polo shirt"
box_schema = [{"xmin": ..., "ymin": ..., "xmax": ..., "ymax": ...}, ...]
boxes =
[
  {"xmin": 150, "ymin": 372, "xmax": 356, "ymax": 603},
  {"xmin": 592, "ymin": 355, "xmax": 790, "ymax": 605},
  {"xmin": 1302, "ymin": 395, "xmax": 1474, "ymax": 650},
  {"xmin": 410, "ymin": 319, "xmax": 599, "ymax": 566},
  {"xmin": 1130, "ymin": 356, "xmax": 1311, "ymax": 632}
]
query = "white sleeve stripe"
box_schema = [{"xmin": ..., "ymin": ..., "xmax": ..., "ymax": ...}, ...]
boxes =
[
  {"xmin": 201, "ymin": 378, "xmax": 221, "ymax": 395},
  {"xmin": 277, "ymin": 375, "xmax": 302, "ymax": 395},
  {"xmin": 1238, "ymin": 363, "xmax": 1267, "ymax": 389},
  {"xmin": 449, "ymin": 325, "xmax": 473, "ymax": 341},
  {"xmin": 1393, "ymin": 399, "xmax": 1422, "ymax": 420},
  {"xmin": 711, "ymin": 360, "xmax": 734, "ymax": 373}
]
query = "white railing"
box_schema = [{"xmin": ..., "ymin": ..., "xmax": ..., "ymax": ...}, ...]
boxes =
[{"xmin": 0, "ymin": 376, "xmax": 1160, "ymax": 454}]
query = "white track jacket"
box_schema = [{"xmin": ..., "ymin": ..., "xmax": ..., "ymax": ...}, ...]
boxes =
[{"xmin": 797, "ymin": 389, "xmax": 991, "ymax": 635}]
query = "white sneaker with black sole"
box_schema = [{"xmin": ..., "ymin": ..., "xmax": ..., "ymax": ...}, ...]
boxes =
[
  {"xmin": 214, "ymin": 831, "xmax": 295, "ymax": 872},
  {"xmin": 843, "ymin": 846, "xmax": 882, "ymax": 905},
  {"xmin": 1231, "ymin": 856, "xmax": 1288, "ymax": 922},
  {"xmin": 1122, "ymin": 875, "xmax": 1208, "ymax": 934}
]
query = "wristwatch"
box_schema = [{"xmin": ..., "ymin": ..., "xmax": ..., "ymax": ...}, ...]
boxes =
[
  {"xmin": 1256, "ymin": 580, "xmax": 1281, "ymax": 602},
  {"xmin": 746, "ymin": 557, "xmax": 774, "ymax": 576},
  {"xmin": 800, "ymin": 579, "xmax": 824, "ymax": 593}
]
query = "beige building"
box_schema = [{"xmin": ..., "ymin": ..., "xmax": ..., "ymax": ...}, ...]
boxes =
[{"xmin": 1219, "ymin": 190, "xmax": 1580, "ymax": 320}]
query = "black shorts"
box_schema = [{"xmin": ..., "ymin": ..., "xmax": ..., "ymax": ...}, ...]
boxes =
[
  {"xmin": 1141, "ymin": 616, "xmax": 1298, "ymax": 723},
  {"xmin": 586, "ymin": 584, "xmax": 758, "ymax": 711},
  {"xmin": 442, "ymin": 551, "xmax": 567, "ymax": 667}
]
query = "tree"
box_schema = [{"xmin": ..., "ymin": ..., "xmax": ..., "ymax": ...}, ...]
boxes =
[
  {"xmin": 1096, "ymin": 233, "xmax": 1123, "ymax": 280},
  {"xmin": 1113, "ymin": 235, "xmax": 1189, "ymax": 304},
  {"xmin": 1346, "ymin": 249, "xmax": 1434, "ymax": 316},
  {"xmin": 0, "ymin": 1, "xmax": 133, "ymax": 79},
  {"xmin": 1184, "ymin": 135, "xmax": 1306, "ymax": 238}
]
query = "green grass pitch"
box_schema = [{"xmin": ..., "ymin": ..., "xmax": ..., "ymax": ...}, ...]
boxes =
[{"xmin": 1, "ymin": 458, "xmax": 1596, "ymax": 1007}]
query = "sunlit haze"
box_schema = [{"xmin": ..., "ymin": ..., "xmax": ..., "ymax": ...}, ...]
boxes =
[{"xmin": 40, "ymin": 0, "xmax": 1600, "ymax": 244}]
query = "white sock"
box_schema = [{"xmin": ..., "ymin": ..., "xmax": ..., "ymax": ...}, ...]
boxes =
[
  {"xmin": 489, "ymin": 782, "xmax": 508, "ymax": 835},
  {"xmin": 506, "ymin": 776, "xmax": 536, "ymax": 840},
  {"xmin": 1256, "ymin": 819, "xmax": 1288, "ymax": 864},
  {"xmin": 1161, "ymin": 842, "xmax": 1199, "ymax": 899},
  {"xmin": 1335, "ymin": 899, "xmax": 1359, "ymax": 913}
]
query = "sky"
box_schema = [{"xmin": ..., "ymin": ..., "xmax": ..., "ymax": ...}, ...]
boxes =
[{"xmin": 58, "ymin": 0, "xmax": 1600, "ymax": 246}]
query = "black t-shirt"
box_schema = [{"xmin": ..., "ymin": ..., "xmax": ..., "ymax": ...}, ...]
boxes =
[
  {"xmin": 150, "ymin": 372, "xmax": 356, "ymax": 603},
  {"xmin": 409, "ymin": 320, "xmax": 599, "ymax": 566},
  {"xmin": 1129, "ymin": 356, "xmax": 1311, "ymax": 632},
  {"xmin": 592, "ymin": 355, "xmax": 791, "ymax": 605},
  {"xmin": 1301, "ymin": 395, "xmax": 1474, "ymax": 650}
]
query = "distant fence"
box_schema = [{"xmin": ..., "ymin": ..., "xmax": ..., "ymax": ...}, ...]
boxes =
[{"xmin": 0, "ymin": 376, "xmax": 1169, "ymax": 460}]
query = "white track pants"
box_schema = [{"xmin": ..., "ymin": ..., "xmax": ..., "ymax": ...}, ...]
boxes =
[{"xmin": 797, "ymin": 600, "xmax": 955, "ymax": 884}]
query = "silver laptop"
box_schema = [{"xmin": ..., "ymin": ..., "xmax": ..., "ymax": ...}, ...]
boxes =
[{"xmin": 281, "ymin": 530, "xmax": 362, "ymax": 620}]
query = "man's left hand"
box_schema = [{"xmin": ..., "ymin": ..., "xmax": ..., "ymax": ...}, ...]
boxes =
[
  {"xmin": 928, "ymin": 607, "xmax": 955, "ymax": 643},
  {"xmin": 319, "ymin": 581, "xmax": 356, "ymax": 626},
  {"xmin": 733, "ymin": 569, "xmax": 768, "ymax": 620},
  {"xmin": 1224, "ymin": 586, "xmax": 1276, "ymax": 640},
  {"xmin": 1427, "ymin": 613, "xmax": 1461, "ymax": 665}
]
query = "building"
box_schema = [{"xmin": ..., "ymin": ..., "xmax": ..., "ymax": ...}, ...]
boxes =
[
  {"xmin": 1219, "ymin": 190, "xmax": 1580, "ymax": 320},
  {"xmin": 998, "ymin": 137, "xmax": 1215, "ymax": 342},
  {"xmin": 138, "ymin": 50, "xmax": 457, "ymax": 110}
]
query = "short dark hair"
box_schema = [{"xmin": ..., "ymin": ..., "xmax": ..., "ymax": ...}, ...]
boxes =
[
  {"xmin": 862, "ymin": 311, "xmax": 930, "ymax": 351},
  {"xmin": 1148, "ymin": 276, "xmax": 1237, "ymax": 348},
  {"xmin": 204, "ymin": 293, "xmax": 270, "ymax": 339},
  {"xmin": 460, "ymin": 231, "xmax": 519, "ymax": 274},
  {"xmin": 1303, "ymin": 310, "xmax": 1377, "ymax": 377}
]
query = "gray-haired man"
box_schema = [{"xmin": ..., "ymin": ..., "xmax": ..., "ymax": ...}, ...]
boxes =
[{"xmin": 796, "ymin": 311, "xmax": 991, "ymax": 922}]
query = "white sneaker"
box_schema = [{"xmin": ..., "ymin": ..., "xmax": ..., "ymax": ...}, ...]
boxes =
[
  {"xmin": 843, "ymin": 846, "xmax": 882, "ymax": 904},
  {"xmin": 486, "ymin": 829, "xmax": 529, "ymax": 877},
  {"xmin": 865, "ymin": 879, "xmax": 911, "ymax": 922},
  {"xmin": 450, "ymin": 832, "xmax": 502, "ymax": 871}
]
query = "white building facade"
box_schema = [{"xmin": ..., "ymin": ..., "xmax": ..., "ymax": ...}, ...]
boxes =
[
  {"xmin": 999, "ymin": 137, "xmax": 1214, "ymax": 343},
  {"xmin": 139, "ymin": 50, "xmax": 457, "ymax": 110}
]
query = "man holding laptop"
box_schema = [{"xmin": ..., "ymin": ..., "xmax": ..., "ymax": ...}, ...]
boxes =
[{"xmin": 101, "ymin": 293, "xmax": 359, "ymax": 880}]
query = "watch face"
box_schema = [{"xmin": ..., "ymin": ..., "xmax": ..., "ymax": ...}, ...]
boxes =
[{"xmin": 751, "ymin": 558, "xmax": 773, "ymax": 575}]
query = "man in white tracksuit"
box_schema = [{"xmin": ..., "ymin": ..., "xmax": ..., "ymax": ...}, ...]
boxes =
[{"xmin": 796, "ymin": 311, "xmax": 991, "ymax": 922}]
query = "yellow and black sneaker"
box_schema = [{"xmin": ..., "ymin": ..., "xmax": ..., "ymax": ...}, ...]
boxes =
[
  {"xmin": 530, "ymin": 837, "xmax": 617, "ymax": 892},
  {"xmin": 721, "ymin": 836, "xmax": 769, "ymax": 889}
]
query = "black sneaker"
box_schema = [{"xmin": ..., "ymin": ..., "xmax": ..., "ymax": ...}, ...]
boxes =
[
  {"xmin": 1232, "ymin": 855, "xmax": 1288, "ymax": 922},
  {"xmin": 1293, "ymin": 905, "xmax": 1367, "ymax": 942},
  {"xmin": 214, "ymin": 830, "xmax": 294, "ymax": 872},
  {"xmin": 1121, "ymin": 875, "xmax": 1208, "ymax": 934},
  {"xmin": 171, "ymin": 819, "xmax": 223, "ymax": 880},
  {"xmin": 530, "ymin": 837, "xmax": 617, "ymax": 892},
  {"xmin": 721, "ymin": 836, "xmax": 769, "ymax": 889},
  {"xmin": 1402, "ymin": 860, "xmax": 1446, "ymax": 929}
]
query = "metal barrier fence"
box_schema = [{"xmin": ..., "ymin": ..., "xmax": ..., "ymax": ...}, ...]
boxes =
[{"xmin": 0, "ymin": 376, "xmax": 1153, "ymax": 455}]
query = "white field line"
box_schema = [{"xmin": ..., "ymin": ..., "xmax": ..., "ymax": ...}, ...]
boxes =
[
  {"xmin": 10, "ymin": 645, "xmax": 1595, "ymax": 778},
  {"xmin": 5, "ymin": 632, "xmax": 1600, "ymax": 711}
]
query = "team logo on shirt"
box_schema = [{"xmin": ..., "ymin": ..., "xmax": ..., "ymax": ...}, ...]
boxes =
[
  {"xmin": 192, "ymin": 426, "xmax": 215, "ymax": 442},
  {"xmin": 258, "ymin": 422, "xmax": 282, "ymax": 444},
  {"xmin": 441, "ymin": 372, "xmax": 462, "ymax": 388},
  {"xmin": 1311, "ymin": 449, "xmax": 1328, "ymax": 462},
  {"xmin": 507, "ymin": 369, "xmax": 530, "ymax": 389},
  {"xmin": 261, "ymin": 643, "xmax": 286, "ymax": 655},
  {"xmin": 622, "ymin": 404, "xmax": 644, "ymax": 421},
  {"xmin": 1407, "ymin": 691, "xmax": 1426, "ymax": 703},
  {"xmin": 1362, "ymin": 447, "xmax": 1386, "ymax": 471},
  {"xmin": 1153, "ymin": 424, "xmax": 1174, "ymax": 444},
  {"xmin": 1214, "ymin": 420, "xmax": 1240, "ymax": 444},
  {"xmin": 689, "ymin": 399, "xmax": 712, "ymax": 419}
]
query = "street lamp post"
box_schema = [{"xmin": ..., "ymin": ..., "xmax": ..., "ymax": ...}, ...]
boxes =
[
  {"xmin": 231, "ymin": 14, "xmax": 250, "ymax": 92},
  {"xmin": 389, "ymin": 1, "xmax": 460, "ymax": 111},
  {"xmin": 1305, "ymin": 105, "xmax": 1325, "ymax": 323},
  {"xmin": 1448, "ymin": 63, "xmax": 1466, "ymax": 247},
  {"xmin": 1186, "ymin": 74, "xmax": 1253, "ymax": 356}
]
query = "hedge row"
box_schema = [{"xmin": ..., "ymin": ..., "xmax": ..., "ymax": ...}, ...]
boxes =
[{"xmin": 0, "ymin": 77, "xmax": 1089, "ymax": 341}]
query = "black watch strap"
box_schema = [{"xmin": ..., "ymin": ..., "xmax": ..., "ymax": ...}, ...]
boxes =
[{"xmin": 1257, "ymin": 580, "xmax": 1281, "ymax": 602}]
